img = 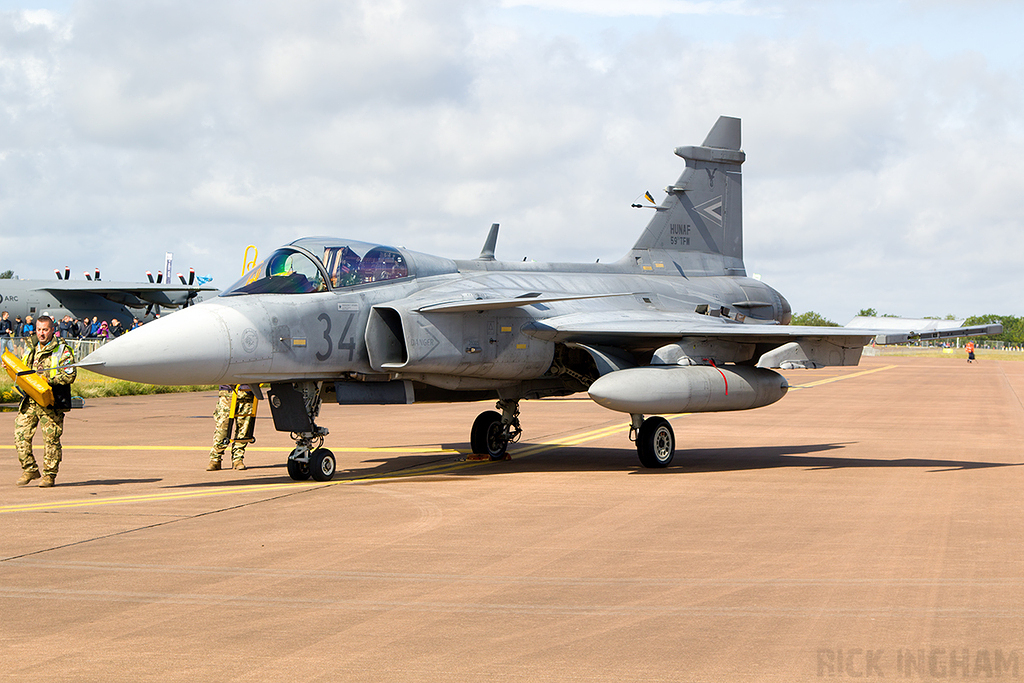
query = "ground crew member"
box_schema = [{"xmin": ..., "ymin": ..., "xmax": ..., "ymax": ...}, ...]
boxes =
[
  {"xmin": 966, "ymin": 341, "xmax": 976, "ymax": 363},
  {"xmin": 14, "ymin": 315, "xmax": 76, "ymax": 488},
  {"xmin": 208, "ymin": 385, "xmax": 255, "ymax": 471}
]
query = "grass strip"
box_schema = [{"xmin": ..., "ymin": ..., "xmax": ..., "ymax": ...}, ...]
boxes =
[{"xmin": 1, "ymin": 369, "xmax": 215, "ymax": 403}]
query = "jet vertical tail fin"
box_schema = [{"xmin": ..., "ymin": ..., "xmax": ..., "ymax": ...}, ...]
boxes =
[{"xmin": 626, "ymin": 116, "xmax": 746, "ymax": 277}]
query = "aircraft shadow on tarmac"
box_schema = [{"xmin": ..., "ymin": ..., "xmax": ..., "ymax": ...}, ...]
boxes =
[
  {"xmin": 59, "ymin": 478, "xmax": 163, "ymax": 487},
  {"xmin": 161, "ymin": 442, "xmax": 1019, "ymax": 489},
  {"xmin": 644, "ymin": 447, "xmax": 1019, "ymax": 473},
  {"xmin": 498, "ymin": 443, "xmax": 1020, "ymax": 474}
]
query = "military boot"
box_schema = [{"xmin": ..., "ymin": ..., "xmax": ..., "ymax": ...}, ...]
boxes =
[
  {"xmin": 16, "ymin": 471, "xmax": 41, "ymax": 487},
  {"xmin": 38, "ymin": 474, "xmax": 56, "ymax": 488},
  {"xmin": 232, "ymin": 459, "xmax": 246, "ymax": 471},
  {"xmin": 207, "ymin": 459, "xmax": 222, "ymax": 471}
]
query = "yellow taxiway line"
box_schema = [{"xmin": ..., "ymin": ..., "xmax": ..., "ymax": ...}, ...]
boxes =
[
  {"xmin": 0, "ymin": 421, "xmax": 657, "ymax": 514},
  {"xmin": 788, "ymin": 364, "xmax": 896, "ymax": 390},
  {"xmin": 0, "ymin": 482, "xmax": 316, "ymax": 513}
]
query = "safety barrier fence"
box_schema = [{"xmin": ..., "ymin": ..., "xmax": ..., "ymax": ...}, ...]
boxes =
[{"xmin": 1, "ymin": 337, "xmax": 109, "ymax": 360}]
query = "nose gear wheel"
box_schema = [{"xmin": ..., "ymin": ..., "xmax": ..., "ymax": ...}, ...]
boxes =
[{"xmin": 283, "ymin": 381, "xmax": 336, "ymax": 481}]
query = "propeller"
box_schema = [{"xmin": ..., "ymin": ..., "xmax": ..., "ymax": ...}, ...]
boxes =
[
  {"xmin": 84, "ymin": 271, "xmax": 92, "ymax": 281},
  {"xmin": 178, "ymin": 268, "xmax": 199, "ymax": 306},
  {"xmin": 65, "ymin": 267, "xmax": 70, "ymax": 280},
  {"xmin": 143, "ymin": 266, "xmax": 200, "ymax": 313},
  {"xmin": 94, "ymin": 268, "xmax": 101, "ymax": 281},
  {"xmin": 54, "ymin": 269, "xmax": 62, "ymax": 280}
]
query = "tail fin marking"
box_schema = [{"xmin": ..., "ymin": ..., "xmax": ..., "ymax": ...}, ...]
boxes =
[{"xmin": 627, "ymin": 116, "xmax": 746, "ymax": 277}]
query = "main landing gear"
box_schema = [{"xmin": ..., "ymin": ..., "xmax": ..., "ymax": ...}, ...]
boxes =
[
  {"xmin": 268, "ymin": 381, "xmax": 338, "ymax": 482},
  {"xmin": 630, "ymin": 414, "xmax": 675, "ymax": 468},
  {"xmin": 470, "ymin": 399, "xmax": 522, "ymax": 460}
]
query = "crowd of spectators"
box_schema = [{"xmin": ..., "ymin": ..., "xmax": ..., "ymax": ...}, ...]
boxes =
[{"xmin": 1, "ymin": 311, "xmax": 143, "ymax": 345}]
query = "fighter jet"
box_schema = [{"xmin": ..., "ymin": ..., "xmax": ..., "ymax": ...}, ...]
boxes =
[
  {"xmin": 0, "ymin": 268, "xmax": 217, "ymax": 326},
  {"xmin": 82, "ymin": 117, "xmax": 1001, "ymax": 480}
]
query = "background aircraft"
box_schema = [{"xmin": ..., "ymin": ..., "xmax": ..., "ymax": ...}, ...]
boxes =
[
  {"xmin": 0, "ymin": 268, "xmax": 217, "ymax": 327},
  {"xmin": 83, "ymin": 117, "xmax": 1000, "ymax": 478}
]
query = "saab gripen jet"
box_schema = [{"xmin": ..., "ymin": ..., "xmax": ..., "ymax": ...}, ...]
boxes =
[
  {"xmin": 0, "ymin": 268, "xmax": 216, "ymax": 325},
  {"xmin": 82, "ymin": 117, "xmax": 1001, "ymax": 480}
]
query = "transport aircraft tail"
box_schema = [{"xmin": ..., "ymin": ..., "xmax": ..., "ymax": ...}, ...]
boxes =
[{"xmin": 626, "ymin": 116, "xmax": 746, "ymax": 277}]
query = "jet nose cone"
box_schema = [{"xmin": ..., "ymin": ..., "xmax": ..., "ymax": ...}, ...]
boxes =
[{"xmin": 83, "ymin": 306, "xmax": 230, "ymax": 385}]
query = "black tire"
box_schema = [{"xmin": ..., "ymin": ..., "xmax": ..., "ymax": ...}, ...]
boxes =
[
  {"xmin": 286, "ymin": 449, "xmax": 310, "ymax": 481},
  {"xmin": 309, "ymin": 448, "xmax": 337, "ymax": 481},
  {"xmin": 637, "ymin": 417, "xmax": 674, "ymax": 468},
  {"xmin": 471, "ymin": 410, "xmax": 508, "ymax": 459}
]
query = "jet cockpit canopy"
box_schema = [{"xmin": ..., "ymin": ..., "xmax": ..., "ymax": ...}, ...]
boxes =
[
  {"xmin": 222, "ymin": 239, "xmax": 413, "ymax": 296},
  {"xmin": 320, "ymin": 241, "xmax": 408, "ymax": 288}
]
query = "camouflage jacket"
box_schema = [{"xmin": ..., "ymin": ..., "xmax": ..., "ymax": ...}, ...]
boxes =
[
  {"xmin": 19, "ymin": 339, "xmax": 76, "ymax": 412},
  {"xmin": 24, "ymin": 338, "xmax": 77, "ymax": 386}
]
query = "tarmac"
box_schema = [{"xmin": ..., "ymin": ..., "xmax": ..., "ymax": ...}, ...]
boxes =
[{"xmin": 1, "ymin": 355, "xmax": 1022, "ymax": 682}]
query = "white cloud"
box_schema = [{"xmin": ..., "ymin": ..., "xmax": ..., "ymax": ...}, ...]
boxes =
[
  {"xmin": 0, "ymin": 0, "xmax": 1022, "ymax": 323},
  {"xmin": 498, "ymin": 0, "xmax": 766, "ymax": 17}
]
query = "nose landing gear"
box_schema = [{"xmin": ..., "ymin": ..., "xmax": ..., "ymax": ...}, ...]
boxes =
[
  {"xmin": 267, "ymin": 381, "xmax": 339, "ymax": 482},
  {"xmin": 287, "ymin": 428, "xmax": 334, "ymax": 481}
]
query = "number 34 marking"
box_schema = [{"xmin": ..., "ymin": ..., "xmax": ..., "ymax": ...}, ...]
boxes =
[{"xmin": 317, "ymin": 313, "xmax": 356, "ymax": 361}]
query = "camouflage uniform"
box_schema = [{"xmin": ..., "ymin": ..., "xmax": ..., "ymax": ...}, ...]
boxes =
[
  {"xmin": 14, "ymin": 338, "xmax": 76, "ymax": 478},
  {"xmin": 209, "ymin": 385, "xmax": 255, "ymax": 467}
]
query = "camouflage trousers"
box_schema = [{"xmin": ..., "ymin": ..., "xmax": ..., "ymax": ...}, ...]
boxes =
[
  {"xmin": 14, "ymin": 401, "xmax": 65, "ymax": 476},
  {"xmin": 210, "ymin": 390, "xmax": 255, "ymax": 463}
]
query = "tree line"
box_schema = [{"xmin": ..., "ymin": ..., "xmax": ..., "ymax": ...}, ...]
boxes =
[{"xmin": 792, "ymin": 309, "xmax": 1024, "ymax": 344}]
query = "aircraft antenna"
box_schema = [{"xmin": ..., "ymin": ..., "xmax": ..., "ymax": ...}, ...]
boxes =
[{"xmin": 478, "ymin": 223, "xmax": 499, "ymax": 261}]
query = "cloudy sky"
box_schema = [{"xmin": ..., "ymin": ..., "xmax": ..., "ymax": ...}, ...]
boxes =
[{"xmin": 1, "ymin": 0, "xmax": 1022, "ymax": 322}]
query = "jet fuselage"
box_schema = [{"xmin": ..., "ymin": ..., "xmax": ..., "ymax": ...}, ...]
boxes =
[{"xmin": 83, "ymin": 238, "xmax": 792, "ymax": 391}]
